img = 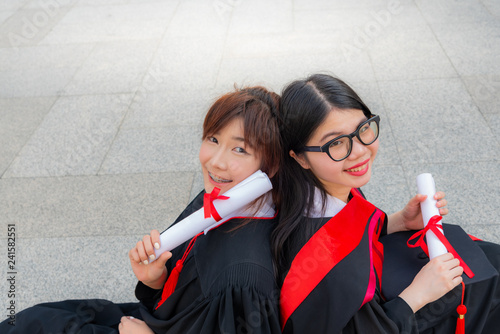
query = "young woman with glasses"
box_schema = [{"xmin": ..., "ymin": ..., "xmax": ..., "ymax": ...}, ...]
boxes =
[{"xmin": 273, "ymin": 74, "xmax": 500, "ymax": 333}]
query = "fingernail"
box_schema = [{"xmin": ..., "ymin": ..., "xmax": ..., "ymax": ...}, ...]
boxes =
[
  {"xmin": 154, "ymin": 243, "xmax": 160, "ymax": 250},
  {"xmin": 149, "ymin": 254, "xmax": 155, "ymax": 260},
  {"xmin": 143, "ymin": 260, "xmax": 148, "ymax": 265}
]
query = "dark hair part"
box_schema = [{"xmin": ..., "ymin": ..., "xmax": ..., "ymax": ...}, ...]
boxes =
[
  {"xmin": 272, "ymin": 74, "xmax": 372, "ymax": 282},
  {"xmin": 202, "ymin": 86, "xmax": 283, "ymax": 210}
]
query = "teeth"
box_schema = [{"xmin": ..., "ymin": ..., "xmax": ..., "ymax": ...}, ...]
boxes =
[
  {"xmin": 347, "ymin": 164, "xmax": 366, "ymax": 172},
  {"xmin": 209, "ymin": 172, "xmax": 232, "ymax": 183}
]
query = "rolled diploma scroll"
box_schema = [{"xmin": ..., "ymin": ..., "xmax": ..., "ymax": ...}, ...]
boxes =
[
  {"xmin": 416, "ymin": 173, "xmax": 448, "ymax": 259},
  {"xmin": 151, "ymin": 170, "xmax": 273, "ymax": 261}
]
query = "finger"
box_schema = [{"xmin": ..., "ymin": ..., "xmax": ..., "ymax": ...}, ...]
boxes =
[
  {"xmin": 414, "ymin": 194, "xmax": 427, "ymax": 203},
  {"xmin": 443, "ymin": 258, "xmax": 461, "ymax": 270},
  {"xmin": 151, "ymin": 230, "xmax": 161, "ymax": 251},
  {"xmin": 451, "ymin": 266, "xmax": 464, "ymax": 278},
  {"xmin": 129, "ymin": 247, "xmax": 141, "ymax": 264},
  {"xmin": 433, "ymin": 252, "xmax": 454, "ymax": 262},
  {"xmin": 436, "ymin": 199, "xmax": 448, "ymax": 208},
  {"xmin": 451, "ymin": 275, "xmax": 463, "ymax": 287},
  {"xmin": 439, "ymin": 208, "xmax": 449, "ymax": 216},
  {"xmin": 434, "ymin": 191, "xmax": 446, "ymax": 200},
  {"xmin": 156, "ymin": 251, "xmax": 173, "ymax": 266},
  {"xmin": 142, "ymin": 234, "xmax": 156, "ymax": 262},
  {"xmin": 136, "ymin": 241, "xmax": 149, "ymax": 265}
]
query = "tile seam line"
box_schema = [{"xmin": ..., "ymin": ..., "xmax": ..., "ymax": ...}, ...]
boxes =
[{"xmin": 95, "ymin": 0, "xmax": 183, "ymax": 176}]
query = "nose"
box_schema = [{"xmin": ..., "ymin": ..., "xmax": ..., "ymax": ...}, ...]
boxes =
[
  {"xmin": 349, "ymin": 137, "xmax": 367, "ymax": 159},
  {"xmin": 210, "ymin": 147, "xmax": 227, "ymax": 170}
]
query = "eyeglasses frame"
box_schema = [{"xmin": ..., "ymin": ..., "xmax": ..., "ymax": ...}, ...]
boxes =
[{"xmin": 301, "ymin": 115, "xmax": 380, "ymax": 162}]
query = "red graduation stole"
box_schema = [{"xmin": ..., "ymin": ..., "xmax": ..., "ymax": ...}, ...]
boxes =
[{"xmin": 280, "ymin": 188, "xmax": 385, "ymax": 329}]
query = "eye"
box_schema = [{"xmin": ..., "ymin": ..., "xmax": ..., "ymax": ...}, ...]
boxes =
[
  {"xmin": 233, "ymin": 147, "xmax": 248, "ymax": 154},
  {"xmin": 330, "ymin": 139, "xmax": 345, "ymax": 148},
  {"xmin": 359, "ymin": 123, "xmax": 370, "ymax": 134},
  {"xmin": 207, "ymin": 136, "xmax": 218, "ymax": 144}
]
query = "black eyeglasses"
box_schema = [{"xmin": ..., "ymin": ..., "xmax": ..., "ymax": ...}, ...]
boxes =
[{"xmin": 301, "ymin": 115, "xmax": 380, "ymax": 162}]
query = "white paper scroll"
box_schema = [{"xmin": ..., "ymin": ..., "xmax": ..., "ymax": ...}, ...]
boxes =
[
  {"xmin": 151, "ymin": 170, "xmax": 273, "ymax": 262},
  {"xmin": 416, "ymin": 173, "xmax": 448, "ymax": 259}
]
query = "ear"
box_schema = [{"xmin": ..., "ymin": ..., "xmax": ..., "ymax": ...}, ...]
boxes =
[{"xmin": 289, "ymin": 150, "xmax": 311, "ymax": 170}]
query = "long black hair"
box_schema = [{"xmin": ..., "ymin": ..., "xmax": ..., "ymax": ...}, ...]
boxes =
[{"xmin": 272, "ymin": 74, "xmax": 372, "ymax": 281}]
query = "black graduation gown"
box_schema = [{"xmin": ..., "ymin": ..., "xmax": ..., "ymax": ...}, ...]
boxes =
[
  {"xmin": 381, "ymin": 225, "xmax": 500, "ymax": 333},
  {"xmin": 0, "ymin": 191, "xmax": 281, "ymax": 334},
  {"xmin": 279, "ymin": 188, "xmax": 417, "ymax": 334}
]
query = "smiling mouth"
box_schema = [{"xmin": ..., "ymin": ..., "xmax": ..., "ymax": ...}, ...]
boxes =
[
  {"xmin": 209, "ymin": 172, "xmax": 232, "ymax": 183},
  {"xmin": 345, "ymin": 159, "xmax": 370, "ymax": 172},
  {"xmin": 346, "ymin": 164, "xmax": 367, "ymax": 172}
]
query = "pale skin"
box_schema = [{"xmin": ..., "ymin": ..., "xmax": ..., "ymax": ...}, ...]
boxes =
[{"xmin": 292, "ymin": 108, "xmax": 463, "ymax": 314}]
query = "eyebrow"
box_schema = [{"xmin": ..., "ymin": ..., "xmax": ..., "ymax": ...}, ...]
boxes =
[
  {"xmin": 319, "ymin": 117, "xmax": 368, "ymax": 143},
  {"xmin": 231, "ymin": 136, "xmax": 246, "ymax": 142}
]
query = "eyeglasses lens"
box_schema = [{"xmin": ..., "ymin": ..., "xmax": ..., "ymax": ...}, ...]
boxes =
[
  {"xmin": 359, "ymin": 120, "xmax": 378, "ymax": 145},
  {"xmin": 328, "ymin": 119, "xmax": 379, "ymax": 161}
]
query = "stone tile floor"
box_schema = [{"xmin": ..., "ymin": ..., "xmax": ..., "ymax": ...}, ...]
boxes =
[{"xmin": 0, "ymin": 0, "xmax": 498, "ymax": 312}]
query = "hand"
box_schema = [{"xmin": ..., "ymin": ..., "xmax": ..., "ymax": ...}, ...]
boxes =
[
  {"xmin": 399, "ymin": 253, "xmax": 463, "ymax": 312},
  {"xmin": 129, "ymin": 230, "xmax": 172, "ymax": 289},
  {"xmin": 388, "ymin": 191, "xmax": 448, "ymax": 233},
  {"xmin": 119, "ymin": 316, "xmax": 154, "ymax": 334}
]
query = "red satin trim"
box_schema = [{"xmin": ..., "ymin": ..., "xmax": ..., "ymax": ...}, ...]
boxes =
[
  {"xmin": 280, "ymin": 188, "xmax": 383, "ymax": 329},
  {"xmin": 203, "ymin": 187, "xmax": 229, "ymax": 221},
  {"xmin": 468, "ymin": 234, "xmax": 482, "ymax": 241},
  {"xmin": 361, "ymin": 209, "xmax": 384, "ymax": 306},
  {"xmin": 407, "ymin": 215, "xmax": 474, "ymax": 278}
]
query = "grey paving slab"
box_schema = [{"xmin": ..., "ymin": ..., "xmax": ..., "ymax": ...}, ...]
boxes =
[
  {"xmin": 0, "ymin": 2, "xmax": 27, "ymax": 11},
  {"xmin": 484, "ymin": 113, "xmax": 500, "ymax": 142},
  {"xmin": 293, "ymin": 0, "xmax": 411, "ymax": 11},
  {"xmin": 293, "ymin": 1, "xmax": 426, "ymax": 33},
  {"xmin": 138, "ymin": 34, "xmax": 224, "ymax": 93},
  {"xmin": 4, "ymin": 94, "xmax": 132, "ymax": 178},
  {"xmin": 58, "ymin": 2, "xmax": 176, "ymax": 23},
  {"xmin": 0, "ymin": 11, "xmax": 14, "ymax": 25},
  {"xmin": 462, "ymin": 75, "xmax": 500, "ymax": 115},
  {"xmin": 0, "ymin": 43, "xmax": 94, "ymax": 72},
  {"xmin": 403, "ymin": 163, "xmax": 500, "ymax": 241},
  {"xmin": 229, "ymin": 0, "xmax": 293, "ymax": 35},
  {"xmin": 415, "ymin": 0, "xmax": 494, "ymax": 25},
  {"xmin": 99, "ymin": 126, "xmax": 202, "ymax": 175},
  {"xmin": 0, "ymin": 97, "xmax": 57, "ymax": 177},
  {"xmin": 216, "ymin": 52, "xmax": 376, "ymax": 95},
  {"xmin": 368, "ymin": 25, "xmax": 458, "ymax": 81},
  {"xmin": 0, "ymin": 67, "xmax": 78, "ymax": 98},
  {"xmin": 432, "ymin": 21, "xmax": 500, "ymax": 76},
  {"xmin": 378, "ymin": 78, "xmax": 498, "ymax": 166},
  {"xmin": 0, "ymin": 6, "xmax": 74, "ymax": 48},
  {"xmin": 121, "ymin": 89, "xmax": 213, "ymax": 129},
  {"xmin": 163, "ymin": 0, "xmax": 226, "ymax": 38},
  {"xmin": 62, "ymin": 40, "xmax": 158, "ymax": 95},
  {"xmin": 481, "ymin": 0, "xmax": 500, "ymax": 16},
  {"xmin": 0, "ymin": 172, "xmax": 194, "ymax": 239},
  {"xmin": 40, "ymin": 18, "xmax": 166, "ymax": 45},
  {"xmin": 0, "ymin": 236, "xmax": 140, "ymax": 312}
]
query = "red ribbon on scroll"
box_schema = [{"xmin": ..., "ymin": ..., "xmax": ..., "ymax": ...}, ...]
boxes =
[
  {"xmin": 203, "ymin": 187, "xmax": 229, "ymax": 222},
  {"xmin": 407, "ymin": 215, "xmax": 474, "ymax": 278}
]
